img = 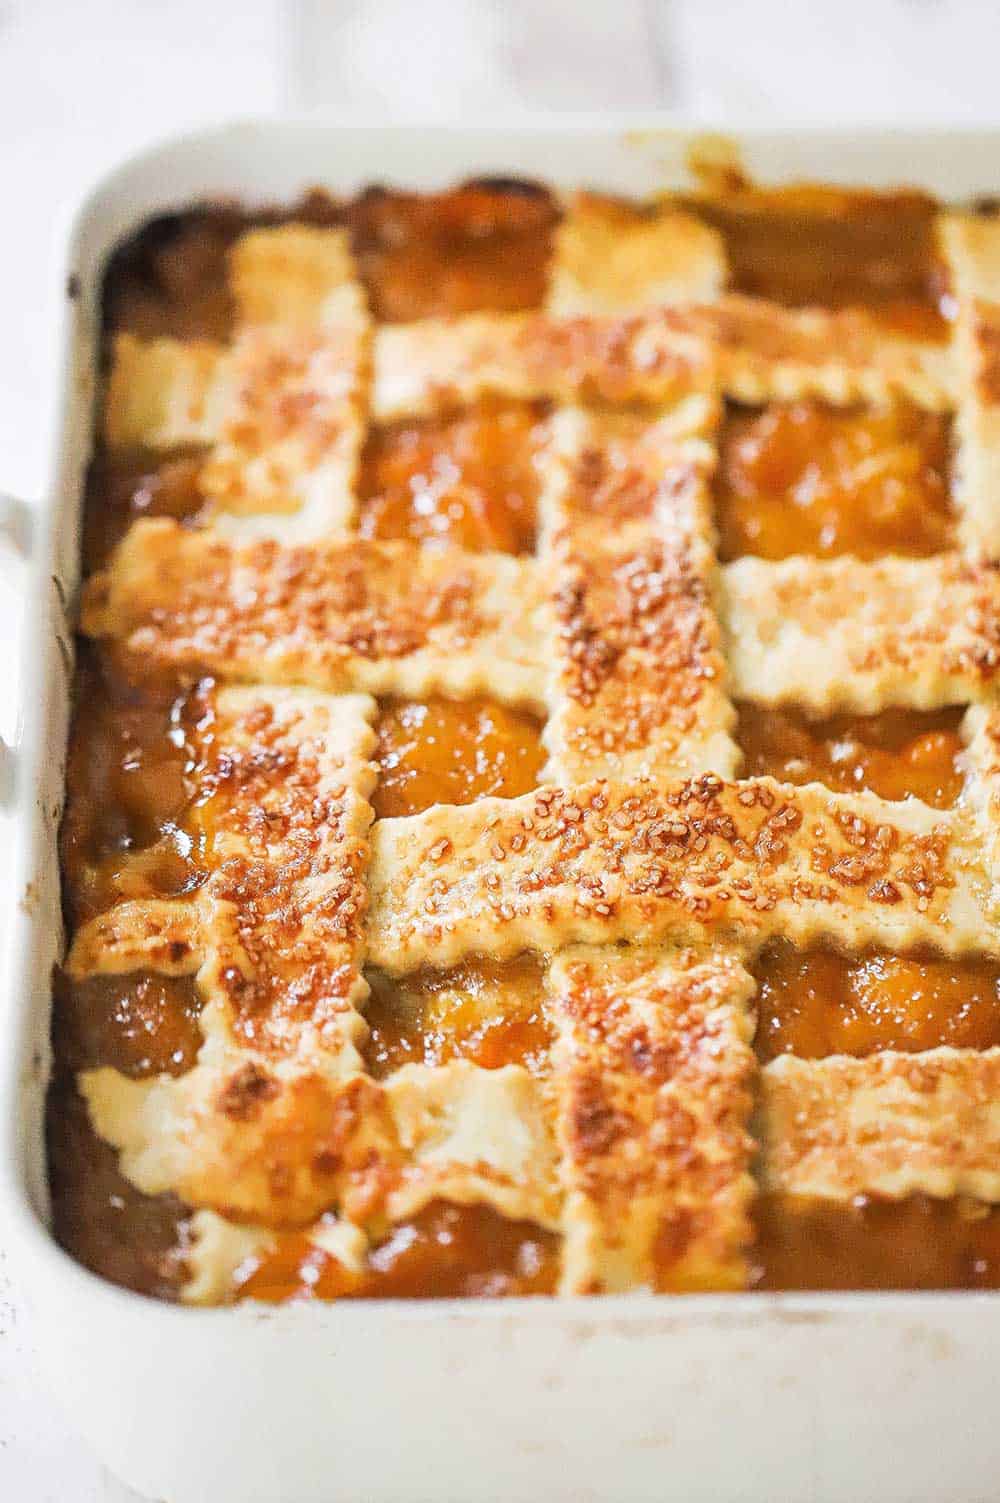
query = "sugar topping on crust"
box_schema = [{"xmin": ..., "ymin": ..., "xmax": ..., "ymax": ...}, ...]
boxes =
[
  {"xmin": 689, "ymin": 296, "xmax": 954, "ymax": 412},
  {"xmin": 103, "ymin": 225, "xmax": 370, "ymax": 540},
  {"xmin": 82, "ymin": 519, "xmax": 550, "ymax": 710},
  {"xmin": 64, "ymin": 178, "xmax": 1000, "ymax": 1304},
  {"xmin": 760, "ymin": 1048, "xmax": 1000, "ymax": 1202},
  {"xmin": 366, "ymin": 775, "xmax": 997, "ymax": 974},
  {"xmin": 722, "ymin": 554, "xmax": 1000, "ymax": 714},
  {"xmin": 549, "ymin": 945, "xmax": 756, "ymax": 1293},
  {"xmin": 538, "ymin": 404, "xmax": 739, "ymax": 784},
  {"xmin": 372, "ymin": 308, "xmax": 715, "ymax": 421}
]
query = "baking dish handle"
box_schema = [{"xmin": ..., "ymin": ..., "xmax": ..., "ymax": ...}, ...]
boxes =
[{"xmin": 0, "ymin": 491, "xmax": 33, "ymax": 807}]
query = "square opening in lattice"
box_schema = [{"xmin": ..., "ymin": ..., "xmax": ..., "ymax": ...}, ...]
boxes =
[
  {"xmin": 362, "ymin": 954, "xmax": 552, "ymax": 1079},
  {"xmin": 357, "ymin": 398, "xmax": 548, "ymax": 555},
  {"xmin": 83, "ymin": 448, "xmax": 210, "ymax": 573},
  {"xmin": 371, "ymin": 697, "xmax": 547, "ymax": 819},
  {"xmin": 61, "ymin": 643, "xmax": 205, "ymax": 928},
  {"xmin": 751, "ymin": 1192, "xmax": 1000, "ymax": 1291},
  {"xmin": 344, "ymin": 182, "xmax": 560, "ymax": 323},
  {"xmin": 685, "ymin": 184, "xmax": 947, "ymax": 333},
  {"xmin": 715, "ymin": 399, "xmax": 955, "ymax": 562},
  {"xmin": 751, "ymin": 940, "xmax": 1000, "ymax": 1063},
  {"xmin": 234, "ymin": 1201, "xmax": 560, "ymax": 1303},
  {"xmin": 735, "ymin": 702, "xmax": 966, "ymax": 808},
  {"xmin": 103, "ymin": 207, "xmax": 253, "ymax": 343},
  {"xmin": 52, "ymin": 967, "xmax": 203, "ymax": 1080}
]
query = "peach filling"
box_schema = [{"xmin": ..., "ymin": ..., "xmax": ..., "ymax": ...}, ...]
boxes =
[
  {"xmin": 358, "ymin": 399, "xmax": 543, "ymax": 554},
  {"xmin": 346, "ymin": 183, "xmax": 559, "ymax": 321},
  {"xmin": 52, "ymin": 969, "xmax": 202, "ymax": 1079},
  {"xmin": 753, "ymin": 1194, "xmax": 1000, "ymax": 1291},
  {"xmin": 363, "ymin": 954, "xmax": 552, "ymax": 1078},
  {"xmin": 59, "ymin": 648, "xmax": 208, "ymax": 926},
  {"xmin": 690, "ymin": 186, "xmax": 949, "ymax": 337},
  {"xmin": 371, "ymin": 697, "xmax": 546, "ymax": 818},
  {"xmin": 753, "ymin": 941, "xmax": 1000, "ymax": 1062},
  {"xmin": 82, "ymin": 450, "xmax": 206, "ymax": 573},
  {"xmin": 235, "ymin": 1201, "xmax": 559, "ymax": 1302},
  {"xmin": 716, "ymin": 401, "xmax": 953, "ymax": 561},
  {"xmin": 736, "ymin": 704, "xmax": 965, "ymax": 808},
  {"xmin": 47, "ymin": 1086, "xmax": 188, "ymax": 1300}
]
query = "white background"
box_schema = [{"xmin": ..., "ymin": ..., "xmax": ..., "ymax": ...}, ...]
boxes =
[{"xmin": 1, "ymin": 0, "xmax": 998, "ymax": 1495}]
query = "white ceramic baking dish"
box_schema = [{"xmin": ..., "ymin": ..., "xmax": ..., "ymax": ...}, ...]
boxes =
[{"xmin": 5, "ymin": 119, "xmax": 1000, "ymax": 1503}]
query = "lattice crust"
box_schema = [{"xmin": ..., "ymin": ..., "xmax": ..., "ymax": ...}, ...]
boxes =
[
  {"xmin": 940, "ymin": 215, "xmax": 1000, "ymax": 560},
  {"xmin": 81, "ymin": 517, "xmax": 549, "ymax": 710},
  {"xmin": 178, "ymin": 946, "xmax": 753, "ymax": 1302},
  {"xmin": 71, "ymin": 685, "xmax": 377, "ymax": 1057},
  {"xmin": 549, "ymin": 945, "xmax": 756, "ymax": 1294},
  {"xmin": 372, "ymin": 309, "xmax": 715, "ymax": 421},
  {"xmin": 103, "ymin": 226, "xmax": 369, "ymax": 539},
  {"xmin": 197, "ymin": 322, "xmax": 367, "ymax": 538},
  {"xmin": 82, "ymin": 1053, "xmax": 559, "ymax": 1232},
  {"xmin": 103, "ymin": 333, "xmax": 232, "ymax": 453},
  {"xmin": 367, "ymin": 776, "xmax": 995, "ymax": 975},
  {"xmin": 547, "ymin": 194, "xmax": 727, "ymax": 315},
  {"xmin": 229, "ymin": 226, "xmax": 366, "ymax": 328},
  {"xmin": 538, "ymin": 405, "xmax": 738, "ymax": 784},
  {"xmin": 63, "ymin": 680, "xmax": 559, "ymax": 1229},
  {"xmin": 686, "ymin": 297, "xmax": 954, "ymax": 411},
  {"xmin": 81, "ymin": 1056, "xmax": 391, "ymax": 1225},
  {"xmin": 71, "ymin": 186, "xmax": 1000, "ymax": 1302},
  {"xmin": 174, "ymin": 1060, "xmax": 558, "ymax": 1300},
  {"xmin": 373, "ymin": 300, "xmax": 952, "ymax": 422},
  {"xmin": 760, "ymin": 1049, "xmax": 1000, "ymax": 1202},
  {"xmin": 71, "ymin": 685, "xmax": 378, "ymax": 1224},
  {"xmin": 960, "ymin": 704, "xmax": 1000, "ymax": 885},
  {"xmin": 722, "ymin": 554, "xmax": 1000, "ymax": 714},
  {"xmin": 182, "ymin": 1209, "xmax": 368, "ymax": 1306},
  {"xmin": 383, "ymin": 1061, "xmax": 560, "ymax": 1228}
]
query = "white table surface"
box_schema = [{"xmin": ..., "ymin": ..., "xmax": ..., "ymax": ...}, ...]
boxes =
[{"xmin": 1, "ymin": 0, "xmax": 997, "ymax": 1496}]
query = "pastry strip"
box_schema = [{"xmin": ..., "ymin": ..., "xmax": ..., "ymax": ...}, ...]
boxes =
[
  {"xmin": 548, "ymin": 945, "xmax": 756, "ymax": 1294},
  {"xmin": 760, "ymin": 1048, "xmax": 1000, "ymax": 1202},
  {"xmin": 367, "ymin": 775, "xmax": 995, "ymax": 973}
]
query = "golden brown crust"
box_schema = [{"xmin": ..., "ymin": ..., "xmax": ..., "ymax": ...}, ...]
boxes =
[
  {"xmin": 73, "ymin": 685, "xmax": 379, "ymax": 1224},
  {"xmin": 75, "ymin": 685, "xmax": 377, "ymax": 1055},
  {"xmin": 549, "ymin": 945, "xmax": 756, "ymax": 1293},
  {"xmin": 72, "ymin": 183, "xmax": 1000, "ymax": 1303},
  {"xmin": 547, "ymin": 194, "xmax": 726, "ymax": 315},
  {"xmin": 367, "ymin": 775, "xmax": 995, "ymax": 974},
  {"xmin": 372, "ymin": 309, "xmax": 715, "ymax": 421},
  {"xmin": 722, "ymin": 554, "xmax": 1000, "ymax": 713},
  {"xmin": 229, "ymin": 225, "xmax": 365, "ymax": 329},
  {"xmin": 103, "ymin": 225, "xmax": 369, "ymax": 538},
  {"xmin": 373, "ymin": 299, "xmax": 952, "ymax": 423},
  {"xmin": 67, "ymin": 898, "xmax": 203, "ymax": 979},
  {"xmin": 81, "ymin": 1062, "xmax": 390, "ymax": 1226},
  {"xmin": 81, "ymin": 519, "xmax": 549, "ymax": 710},
  {"xmin": 198, "ymin": 323, "xmax": 367, "ymax": 536},
  {"xmin": 760, "ymin": 1049, "xmax": 1000, "ymax": 1202},
  {"xmin": 539, "ymin": 407, "xmax": 739, "ymax": 783},
  {"xmin": 103, "ymin": 333, "xmax": 231, "ymax": 453},
  {"xmin": 939, "ymin": 216, "xmax": 1000, "ymax": 559},
  {"xmin": 689, "ymin": 295, "xmax": 953, "ymax": 411}
]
